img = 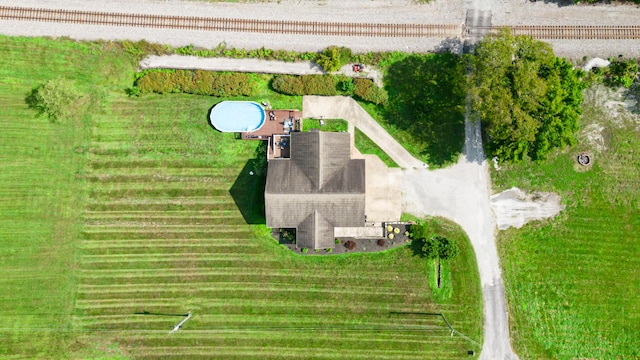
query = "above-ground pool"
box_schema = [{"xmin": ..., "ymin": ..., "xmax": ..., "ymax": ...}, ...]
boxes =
[{"xmin": 209, "ymin": 101, "xmax": 266, "ymax": 132}]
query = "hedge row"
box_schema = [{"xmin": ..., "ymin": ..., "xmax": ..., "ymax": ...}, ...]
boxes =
[
  {"xmin": 271, "ymin": 75, "xmax": 338, "ymax": 96},
  {"xmin": 353, "ymin": 78, "xmax": 388, "ymax": 105},
  {"xmin": 136, "ymin": 69, "xmax": 257, "ymax": 96}
]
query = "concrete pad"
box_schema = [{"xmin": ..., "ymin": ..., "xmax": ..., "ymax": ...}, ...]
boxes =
[
  {"xmin": 334, "ymin": 226, "xmax": 383, "ymax": 238},
  {"xmin": 362, "ymin": 154, "xmax": 402, "ymax": 223}
]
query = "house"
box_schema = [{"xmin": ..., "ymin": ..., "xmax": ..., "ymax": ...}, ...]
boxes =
[{"xmin": 264, "ymin": 131, "xmax": 365, "ymax": 250}]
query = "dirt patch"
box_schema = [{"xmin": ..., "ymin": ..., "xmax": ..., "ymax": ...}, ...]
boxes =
[
  {"xmin": 580, "ymin": 123, "xmax": 607, "ymax": 152},
  {"xmin": 490, "ymin": 187, "xmax": 565, "ymax": 230}
]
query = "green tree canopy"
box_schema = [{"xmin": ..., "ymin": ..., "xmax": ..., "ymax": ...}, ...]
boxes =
[
  {"xmin": 410, "ymin": 223, "xmax": 460, "ymax": 261},
  {"xmin": 25, "ymin": 78, "xmax": 83, "ymax": 123},
  {"xmin": 470, "ymin": 29, "xmax": 587, "ymax": 162},
  {"xmin": 316, "ymin": 46, "xmax": 351, "ymax": 73}
]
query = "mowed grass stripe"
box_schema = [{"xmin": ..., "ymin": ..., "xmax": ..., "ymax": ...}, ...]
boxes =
[
  {"xmin": 82, "ymin": 173, "xmax": 238, "ymax": 183},
  {"xmin": 73, "ymin": 299, "xmax": 460, "ymax": 318},
  {"xmin": 127, "ymin": 345, "xmax": 461, "ymax": 360},
  {"xmin": 76, "ymin": 271, "xmax": 416, "ymax": 287},
  {"xmin": 81, "ymin": 229, "xmax": 252, "ymax": 240},
  {"xmin": 75, "ymin": 315, "xmax": 453, "ymax": 332},
  {"xmin": 84, "ymin": 220, "xmax": 247, "ymax": 228},
  {"xmin": 88, "ymin": 159, "xmax": 232, "ymax": 169},
  {"xmin": 82, "ymin": 213, "xmax": 245, "ymax": 223},
  {"xmin": 79, "ymin": 239, "xmax": 255, "ymax": 249},
  {"xmin": 86, "ymin": 201, "xmax": 239, "ymax": 212},
  {"xmin": 88, "ymin": 188, "xmax": 229, "ymax": 199}
]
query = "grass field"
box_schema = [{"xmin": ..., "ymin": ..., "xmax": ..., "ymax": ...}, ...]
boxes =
[
  {"xmin": 0, "ymin": 36, "xmax": 483, "ymax": 359},
  {"xmin": 492, "ymin": 85, "xmax": 640, "ymax": 359}
]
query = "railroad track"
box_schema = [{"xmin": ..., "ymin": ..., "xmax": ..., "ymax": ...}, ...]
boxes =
[
  {"xmin": 0, "ymin": 6, "xmax": 458, "ymax": 38},
  {"xmin": 2, "ymin": 6, "xmax": 640, "ymax": 40},
  {"xmin": 495, "ymin": 25, "xmax": 640, "ymax": 40}
]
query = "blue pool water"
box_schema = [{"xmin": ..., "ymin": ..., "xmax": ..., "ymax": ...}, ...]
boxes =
[{"xmin": 209, "ymin": 101, "xmax": 266, "ymax": 132}]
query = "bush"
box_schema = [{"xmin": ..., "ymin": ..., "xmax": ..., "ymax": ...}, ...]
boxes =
[
  {"xmin": 25, "ymin": 78, "xmax": 83, "ymax": 123},
  {"xmin": 353, "ymin": 78, "xmax": 388, "ymax": 105},
  {"xmin": 302, "ymin": 75, "xmax": 337, "ymax": 95},
  {"xmin": 316, "ymin": 46, "xmax": 342, "ymax": 72},
  {"xmin": 338, "ymin": 79, "xmax": 355, "ymax": 95},
  {"xmin": 377, "ymin": 239, "xmax": 387, "ymax": 247},
  {"xmin": 326, "ymin": 248, "xmax": 333, "ymax": 253},
  {"xmin": 344, "ymin": 240, "xmax": 356, "ymax": 250},
  {"xmin": 335, "ymin": 238, "xmax": 340, "ymax": 244},
  {"xmin": 301, "ymin": 248, "xmax": 309, "ymax": 254},
  {"xmin": 605, "ymin": 58, "xmax": 638, "ymax": 88},
  {"xmin": 136, "ymin": 70, "xmax": 178, "ymax": 94},
  {"xmin": 271, "ymin": 74, "xmax": 337, "ymax": 96},
  {"xmin": 136, "ymin": 69, "xmax": 256, "ymax": 96},
  {"xmin": 271, "ymin": 75, "xmax": 305, "ymax": 95}
]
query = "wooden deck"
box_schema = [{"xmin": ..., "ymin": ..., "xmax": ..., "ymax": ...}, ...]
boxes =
[{"xmin": 241, "ymin": 109, "xmax": 302, "ymax": 159}]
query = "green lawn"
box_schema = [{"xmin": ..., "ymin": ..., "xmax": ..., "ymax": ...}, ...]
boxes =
[
  {"xmin": 354, "ymin": 128, "xmax": 399, "ymax": 167},
  {"xmin": 302, "ymin": 118, "xmax": 348, "ymax": 132},
  {"xmin": 0, "ymin": 36, "xmax": 483, "ymax": 359},
  {"xmin": 492, "ymin": 86, "xmax": 640, "ymax": 359}
]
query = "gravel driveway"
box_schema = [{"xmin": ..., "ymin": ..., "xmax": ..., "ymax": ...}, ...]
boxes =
[{"xmin": 303, "ymin": 95, "xmax": 518, "ymax": 359}]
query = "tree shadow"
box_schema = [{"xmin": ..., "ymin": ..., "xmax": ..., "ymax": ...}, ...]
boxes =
[
  {"xmin": 383, "ymin": 53, "xmax": 466, "ymax": 166},
  {"xmin": 434, "ymin": 37, "xmax": 464, "ymax": 55},
  {"xmin": 229, "ymin": 143, "xmax": 267, "ymax": 224}
]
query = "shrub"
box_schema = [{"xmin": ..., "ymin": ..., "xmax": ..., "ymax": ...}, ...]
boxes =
[
  {"xmin": 326, "ymin": 248, "xmax": 333, "ymax": 253},
  {"xmin": 125, "ymin": 86, "xmax": 141, "ymax": 97},
  {"xmin": 301, "ymin": 248, "xmax": 309, "ymax": 254},
  {"xmin": 335, "ymin": 238, "xmax": 340, "ymax": 244},
  {"xmin": 353, "ymin": 78, "xmax": 388, "ymax": 105},
  {"xmin": 344, "ymin": 240, "xmax": 356, "ymax": 250},
  {"xmin": 338, "ymin": 79, "xmax": 355, "ymax": 95},
  {"xmin": 316, "ymin": 46, "xmax": 342, "ymax": 72},
  {"xmin": 25, "ymin": 78, "xmax": 83, "ymax": 123},
  {"xmin": 136, "ymin": 70, "xmax": 178, "ymax": 94},
  {"xmin": 271, "ymin": 74, "xmax": 337, "ymax": 96},
  {"xmin": 301, "ymin": 75, "xmax": 337, "ymax": 95},
  {"xmin": 136, "ymin": 70, "xmax": 256, "ymax": 96},
  {"xmin": 271, "ymin": 75, "xmax": 305, "ymax": 95},
  {"xmin": 377, "ymin": 239, "xmax": 387, "ymax": 247},
  {"xmin": 605, "ymin": 58, "xmax": 638, "ymax": 88}
]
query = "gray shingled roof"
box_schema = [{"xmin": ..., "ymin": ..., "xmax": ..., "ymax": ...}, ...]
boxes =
[{"xmin": 265, "ymin": 131, "xmax": 365, "ymax": 249}]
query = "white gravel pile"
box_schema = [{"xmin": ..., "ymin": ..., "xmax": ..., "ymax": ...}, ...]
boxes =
[
  {"xmin": 490, "ymin": 187, "xmax": 565, "ymax": 230},
  {"xmin": 583, "ymin": 57, "xmax": 610, "ymax": 71}
]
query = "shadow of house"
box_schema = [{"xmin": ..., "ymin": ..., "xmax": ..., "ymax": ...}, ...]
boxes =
[{"xmin": 229, "ymin": 158, "xmax": 267, "ymax": 225}]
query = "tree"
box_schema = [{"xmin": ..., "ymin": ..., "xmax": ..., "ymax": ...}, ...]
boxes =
[
  {"xmin": 470, "ymin": 29, "xmax": 586, "ymax": 162},
  {"xmin": 316, "ymin": 46, "xmax": 343, "ymax": 73},
  {"xmin": 421, "ymin": 237, "xmax": 442, "ymax": 259},
  {"xmin": 25, "ymin": 78, "xmax": 83, "ymax": 123},
  {"xmin": 435, "ymin": 236, "xmax": 459, "ymax": 260},
  {"xmin": 422, "ymin": 235, "xmax": 459, "ymax": 261}
]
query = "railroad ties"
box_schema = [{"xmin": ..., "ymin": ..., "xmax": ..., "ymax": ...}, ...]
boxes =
[
  {"xmin": 3, "ymin": 6, "xmax": 640, "ymax": 40},
  {"xmin": 495, "ymin": 25, "xmax": 640, "ymax": 40},
  {"xmin": 0, "ymin": 6, "xmax": 458, "ymax": 38}
]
